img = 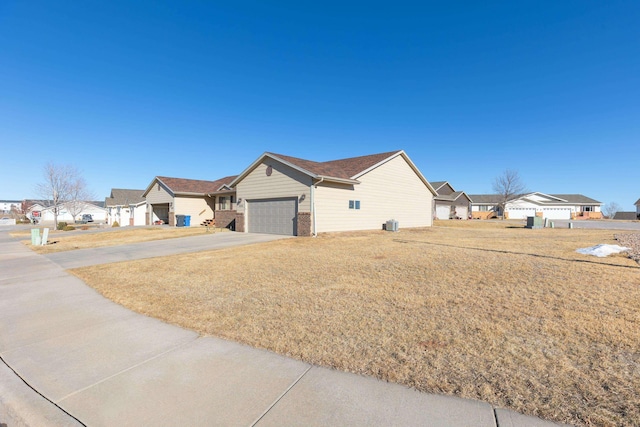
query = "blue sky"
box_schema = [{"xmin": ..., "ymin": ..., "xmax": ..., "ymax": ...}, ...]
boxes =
[{"xmin": 1, "ymin": 1, "xmax": 638, "ymax": 209}]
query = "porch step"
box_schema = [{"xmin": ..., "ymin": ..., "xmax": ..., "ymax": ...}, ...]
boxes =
[{"xmin": 201, "ymin": 219, "xmax": 216, "ymax": 227}]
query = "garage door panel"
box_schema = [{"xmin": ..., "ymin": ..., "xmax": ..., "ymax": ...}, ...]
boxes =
[
  {"xmin": 542, "ymin": 208, "xmax": 571, "ymax": 219},
  {"xmin": 248, "ymin": 198, "xmax": 297, "ymax": 235},
  {"xmin": 436, "ymin": 205, "xmax": 450, "ymax": 220}
]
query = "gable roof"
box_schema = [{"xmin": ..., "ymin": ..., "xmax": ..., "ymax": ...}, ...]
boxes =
[
  {"xmin": 105, "ymin": 189, "xmax": 145, "ymax": 207},
  {"xmin": 547, "ymin": 194, "xmax": 601, "ymax": 204},
  {"xmin": 266, "ymin": 150, "xmax": 402, "ymax": 181},
  {"xmin": 635, "ymin": 198, "xmax": 640, "ymax": 206},
  {"xmin": 429, "ymin": 181, "xmax": 447, "ymax": 191},
  {"xmin": 230, "ymin": 150, "xmax": 437, "ymax": 195},
  {"xmin": 435, "ymin": 191, "xmax": 471, "ymax": 203},
  {"xmin": 143, "ymin": 175, "xmax": 237, "ymax": 197}
]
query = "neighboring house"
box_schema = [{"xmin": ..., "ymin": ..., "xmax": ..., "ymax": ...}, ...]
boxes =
[
  {"xmin": 0, "ymin": 200, "xmax": 22, "ymax": 215},
  {"xmin": 613, "ymin": 211, "xmax": 638, "ymax": 220},
  {"xmin": 230, "ymin": 150, "xmax": 436, "ymax": 236},
  {"xmin": 636, "ymin": 198, "xmax": 640, "ymax": 218},
  {"xmin": 468, "ymin": 194, "xmax": 502, "ymax": 219},
  {"xmin": 105, "ymin": 189, "xmax": 146, "ymax": 226},
  {"xmin": 469, "ymin": 192, "xmax": 602, "ymax": 220},
  {"xmin": 142, "ymin": 175, "xmax": 237, "ymax": 227},
  {"xmin": 27, "ymin": 202, "xmax": 107, "ymax": 223},
  {"xmin": 430, "ymin": 181, "xmax": 471, "ymax": 220}
]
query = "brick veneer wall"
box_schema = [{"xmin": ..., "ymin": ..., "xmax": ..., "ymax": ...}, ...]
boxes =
[
  {"xmin": 214, "ymin": 210, "xmax": 237, "ymax": 230},
  {"xmin": 169, "ymin": 212, "xmax": 175, "ymax": 227},
  {"xmin": 235, "ymin": 213, "xmax": 245, "ymax": 232},
  {"xmin": 297, "ymin": 212, "xmax": 311, "ymax": 237}
]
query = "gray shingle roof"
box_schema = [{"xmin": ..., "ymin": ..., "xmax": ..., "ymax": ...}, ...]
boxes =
[
  {"xmin": 429, "ymin": 181, "xmax": 447, "ymax": 191},
  {"xmin": 548, "ymin": 194, "xmax": 601, "ymax": 204},
  {"xmin": 468, "ymin": 194, "xmax": 501, "ymax": 204},
  {"xmin": 613, "ymin": 212, "xmax": 638, "ymax": 220},
  {"xmin": 635, "ymin": 198, "xmax": 640, "ymax": 205},
  {"xmin": 105, "ymin": 189, "xmax": 145, "ymax": 207}
]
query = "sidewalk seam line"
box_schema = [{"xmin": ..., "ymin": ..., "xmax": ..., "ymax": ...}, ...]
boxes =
[
  {"xmin": 250, "ymin": 365, "xmax": 312, "ymax": 427},
  {"xmin": 0, "ymin": 354, "xmax": 87, "ymax": 426},
  {"xmin": 55, "ymin": 336, "xmax": 199, "ymax": 403}
]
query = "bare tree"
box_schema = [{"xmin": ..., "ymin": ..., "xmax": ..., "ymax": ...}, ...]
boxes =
[
  {"xmin": 66, "ymin": 176, "xmax": 94, "ymax": 223},
  {"xmin": 602, "ymin": 202, "xmax": 622, "ymax": 219},
  {"xmin": 35, "ymin": 162, "xmax": 88, "ymax": 229},
  {"xmin": 492, "ymin": 169, "xmax": 527, "ymax": 219}
]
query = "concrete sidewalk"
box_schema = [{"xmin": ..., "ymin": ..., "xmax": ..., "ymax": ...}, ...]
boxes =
[{"xmin": 0, "ymin": 231, "xmax": 567, "ymax": 426}]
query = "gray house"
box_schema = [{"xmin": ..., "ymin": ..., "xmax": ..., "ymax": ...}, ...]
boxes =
[{"xmin": 430, "ymin": 181, "xmax": 471, "ymax": 220}]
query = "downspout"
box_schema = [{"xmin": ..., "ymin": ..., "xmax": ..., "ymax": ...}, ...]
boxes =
[{"xmin": 311, "ymin": 177, "xmax": 324, "ymax": 237}]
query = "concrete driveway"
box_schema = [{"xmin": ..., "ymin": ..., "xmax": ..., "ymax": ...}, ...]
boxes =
[{"xmin": 44, "ymin": 231, "xmax": 291, "ymax": 269}]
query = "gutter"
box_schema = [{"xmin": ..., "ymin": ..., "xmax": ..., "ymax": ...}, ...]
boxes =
[{"xmin": 311, "ymin": 177, "xmax": 324, "ymax": 237}]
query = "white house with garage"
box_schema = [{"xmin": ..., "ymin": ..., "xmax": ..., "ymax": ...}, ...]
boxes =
[
  {"xmin": 470, "ymin": 192, "xmax": 602, "ymax": 220},
  {"xmin": 105, "ymin": 189, "xmax": 146, "ymax": 226},
  {"xmin": 230, "ymin": 150, "xmax": 437, "ymax": 236},
  {"xmin": 26, "ymin": 202, "xmax": 107, "ymax": 223}
]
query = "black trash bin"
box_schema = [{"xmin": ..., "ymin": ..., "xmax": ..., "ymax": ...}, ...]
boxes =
[{"xmin": 176, "ymin": 215, "xmax": 185, "ymax": 227}]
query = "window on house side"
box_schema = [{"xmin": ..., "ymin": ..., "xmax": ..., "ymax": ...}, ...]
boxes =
[
  {"xmin": 220, "ymin": 197, "xmax": 229, "ymax": 210},
  {"xmin": 355, "ymin": 200, "xmax": 360, "ymax": 209}
]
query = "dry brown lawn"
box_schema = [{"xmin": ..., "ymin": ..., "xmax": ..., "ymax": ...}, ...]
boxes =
[
  {"xmin": 71, "ymin": 221, "xmax": 640, "ymax": 426},
  {"xmin": 14, "ymin": 226, "xmax": 223, "ymax": 254}
]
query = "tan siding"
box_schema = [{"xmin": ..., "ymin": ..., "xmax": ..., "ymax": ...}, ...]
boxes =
[
  {"xmin": 236, "ymin": 159, "xmax": 312, "ymax": 214},
  {"xmin": 315, "ymin": 155, "xmax": 433, "ymax": 232},
  {"xmin": 174, "ymin": 196, "xmax": 215, "ymax": 226},
  {"xmin": 145, "ymin": 182, "xmax": 173, "ymax": 204}
]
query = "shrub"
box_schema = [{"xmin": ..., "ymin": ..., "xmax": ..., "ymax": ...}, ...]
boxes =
[
  {"xmin": 63, "ymin": 225, "xmax": 75, "ymax": 231},
  {"xmin": 112, "ymin": 221, "xmax": 120, "ymax": 227},
  {"xmin": 81, "ymin": 225, "xmax": 89, "ymax": 230},
  {"xmin": 57, "ymin": 222, "xmax": 68, "ymax": 231}
]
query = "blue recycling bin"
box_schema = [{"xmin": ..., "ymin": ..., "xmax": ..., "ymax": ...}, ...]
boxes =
[{"xmin": 184, "ymin": 215, "xmax": 191, "ymax": 227}]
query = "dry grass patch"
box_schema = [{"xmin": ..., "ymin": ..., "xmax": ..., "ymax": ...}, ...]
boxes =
[
  {"xmin": 71, "ymin": 223, "xmax": 640, "ymax": 426},
  {"xmin": 16, "ymin": 227, "xmax": 218, "ymax": 254}
]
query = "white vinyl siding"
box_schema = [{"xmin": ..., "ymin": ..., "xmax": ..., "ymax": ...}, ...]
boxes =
[{"xmin": 315, "ymin": 155, "xmax": 433, "ymax": 232}]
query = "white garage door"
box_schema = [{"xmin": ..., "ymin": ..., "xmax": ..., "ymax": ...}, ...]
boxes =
[
  {"xmin": 436, "ymin": 205, "xmax": 451, "ymax": 220},
  {"xmin": 507, "ymin": 208, "xmax": 536, "ymax": 219},
  {"xmin": 248, "ymin": 198, "xmax": 297, "ymax": 235},
  {"xmin": 542, "ymin": 208, "xmax": 571, "ymax": 219},
  {"xmin": 455, "ymin": 206, "xmax": 468, "ymax": 220}
]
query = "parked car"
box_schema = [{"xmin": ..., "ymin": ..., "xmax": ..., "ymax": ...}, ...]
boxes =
[{"xmin": 78, "ymin": 214, "xmax": 94, "ymax": 224}]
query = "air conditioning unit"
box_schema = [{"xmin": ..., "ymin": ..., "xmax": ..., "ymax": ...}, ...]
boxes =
[{"xmin": 385, "ymin": 219, "xmax": 399, "ymax": 232}]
